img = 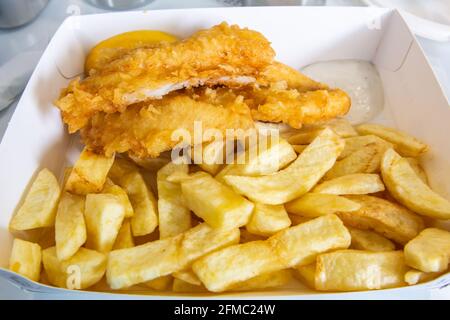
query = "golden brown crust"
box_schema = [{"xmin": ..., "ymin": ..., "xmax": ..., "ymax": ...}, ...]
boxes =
[
  {"xmin": 81, "ymin": 88, "xmax": 255, "ymax": 158},
  {"xmin": 249, "ymin": 88, "xmax": 351, "ymax": 129},
  {"xmin": 338, "ymin": 195, "xmax": 425, "ymax": 245},
  {"xmin": 257, "ymin": 61, "xmax": 327, "ymax": 92},
  {"xmin": 55, "ymin": 22, "xmax": 275, "ymax": 133},
  {"xmin": 80, "ymin": 85, "xmax": 351, "ymax": 158}
]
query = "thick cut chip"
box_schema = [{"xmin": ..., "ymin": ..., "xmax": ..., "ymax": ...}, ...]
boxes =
[
  {"xmin": 286, "ymin": 193, "xmax": 361, "ymax": 218},
  {"xmin": 65, "ymin": 148, "xmax": 114, "ymax": 195},
  {"xmin": 287, "ymin": 129, "xmax": 321, "ymax": 145},
  {"xmin": 321, "ymin": 118, "xmax": 358, "ymax": 138},
  {"xmin": 144, "ymin": 275, "xmax": 173, "ymax": 291},
  {"xmin": 404, "ymin": 269, "xmax": 445, "ymax": 285},
  {"xmin": 348, "ymin": 227, "xmax": 395, "ymax": 252},
  {"xmin": 404, "ymin": 228, "xmax": 450, "ymax": 272},
  {"xmin": 106, "ymin": 223, "xmax": 239, "ymax": 289},
  {"xmin": 113, "ymin": 219, "xmax": 135, "ymax": 250},
  {"xmin": 356, "ymin": 123, "xmax": 428, "ymax": 157},
  {"xmin": 108, "ymin": 236, "xmax": 176, "ymax": 290},
  {"xmin": 381, "ymin": 148, "xmax": 450, "ymax": 219},
  {"xmin": 85, "ymin": 193, "xmax": 125, "ymax": 253},
  {"xmin": 246, "ymin": 203, "xmax": 291, "ymax": 236},
  {"xmin": 315, "ymin": 250, "xmax": 407, "ymax": 291},
  {"xmin": 294, "ymin": 263, "xmax": 316, "ymax": 289},
  {"xmin": 300, "ymin": 118, "xmax": 357, "ymax": 138},
  {"xmin": 193, "ymin": 241, "xmax": 278, "ymax": 293},
  {"xmin": 10, "ymin": 169, "xmax": 61, "ymax": 231},
  {"xmin": 180, "ymin": 172, "xmax": 254, "ymax": 229},
  {"xmin": 215, "ymin": 136, "xmax": 296, "ymax": 183},
  {"xmin": 339, "ymin": 135, "xmax": 393, "ymax": 160},
  {"xmin": 9, "ymin": 239, "xmax": 41, "ymax": 281},
  {"xmin": 173, "ymin": 269, "xmax": 202, "ymax": 286},
  {"xmin": 269, "ymin": 214, "xmax": 350, "ymax": 267},
  {"xmin": 102, "ymin": 179, "xmax": 134, "ymax": 218},
  {"xmin": 55, "ymin": 192, "xmax": 87, "ymax": 260},
  {"xmin": 404, "ymin": 157, "xmax": 428, "ymax": 185},
  {"xmin": 190, "ymin": 140, "xmax": 227, "ymax": 175},
  {"xmin": 224, "ymin": 128, "xmax": 344, "ymax": 204},
  {"xmin": 192, "ymin": 214, "xmax": 350, "ymax": 292},
  {"xmin": 337, "ymin": 195, "xmax": 424, "ymax": 244},
  {"xmin": 229, "ymin": 269, "xmax": 292, "ymax": 291},
  {"xmin": 114, "ymin": 166, "xmax": 159, "ymax": 236},
  {"xmin": 313, "ymin": 174, "xmax": 385, "ymax": 195},
  {"xmin": 42, "ymin": 247, "xmax": 106, "ymax": 289},
  {"xmin": 157, "ymin": 162, "xmax": 191, "ymax": 238},
  {"xmin": 325, "ymin": 142, "xmax": 390, "ymax": 179}
]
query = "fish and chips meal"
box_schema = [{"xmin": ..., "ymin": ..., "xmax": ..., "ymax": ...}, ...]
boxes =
[{"xmin": 7, "ymin": 23, "xmax": 450, "ymax": 295}]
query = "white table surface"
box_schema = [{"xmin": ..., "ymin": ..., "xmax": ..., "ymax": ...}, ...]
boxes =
[{"xmin": 0, "ymin": 0, "xmax": 449, "ymax": 300}]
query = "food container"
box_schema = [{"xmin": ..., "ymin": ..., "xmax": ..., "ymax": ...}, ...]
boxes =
[{"xmin": 0, "ymin": 7, "xmax": 449, "ymax": 299}]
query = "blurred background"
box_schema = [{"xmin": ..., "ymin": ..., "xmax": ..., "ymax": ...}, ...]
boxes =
[{"xmin": 0, "ymin": 0, "xmax": 449, "ymax": 139}]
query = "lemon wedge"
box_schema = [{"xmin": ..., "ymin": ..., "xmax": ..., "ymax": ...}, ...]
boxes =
[{"xmin": 85, "ymin": 30, "xmax": 178, "ymax": 73}]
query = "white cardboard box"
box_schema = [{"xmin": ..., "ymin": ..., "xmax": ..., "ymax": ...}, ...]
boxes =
[{"xmin": 0, "ymin": 7, "xmax": 449, "ymax": 299}]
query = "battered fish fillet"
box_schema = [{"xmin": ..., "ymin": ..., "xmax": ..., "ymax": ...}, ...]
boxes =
[
  {"xmin": 246, "ymin": 87, "xmax": 351, "ymax": 128},
  {"xmin": 55, "ymin": 22, "xmax": 275, "ymax": 133},
  {"xmin": 257, "ymin": 61, "xmax": 327, "ymax": 92},
  {"xmin": 80, "ymin": 86, "xmax": 350, "ymax": 158},
  {"xmin": 80, "ymin": 88, "xmax": 255, "ymax": 158}
]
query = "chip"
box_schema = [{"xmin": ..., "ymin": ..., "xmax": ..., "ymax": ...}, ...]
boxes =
[
  {"xmin": 224, "ymin": 129, "xmax": 344, "ymax": 204},
  {"xmin": 337, "ymin": 195, "xmax": 424, "ymax": 244},
  {"xmin": 246, "ymin": 203, "xmax": 291, "ymax": 236},
  {"xmin": 42, "ymin": 247, "xmax": 106, "ymax": 289},
  {"xmin": 66, "ymin": 148, "xmax": 114, "ymax": 195},
  {"xmin": 84, "ymin": 193, "xmax": 125, "ymax": 253},
  {"xmin": 316, "ymin": 250, "xmax": 407, "ymax": 291},
  {"xmin": 10, "ymin": 168, "xmax": 61, "ymax": 231},
  {"xmin": 106, "ymin": 223, "xmax": 239, "ymax": 289},
  {"xmin": 180, "ymin": 172, "xmax": 254, "ymax": 229},
  {"xmin": 381, "ymin": 148, "xmax": 450, "ymax": 219},
  {"xmin": 404, "ymin": 228, "xmax": 450, "ymax": 273},
  {"xmin": 313, "ymin": 174, "xmax": 385, "ymax": 195},
  {"xmin": 9, "ymin": 239, "xmax": 41, "ymax": 282},
  {"xmin": 55, "ymin": 192, "xmax": 86, "ymax": 260},
  {"xmin": 285, "ymin": 193, "xmax": 361, "ymax": 218},
  {"xmin": 192, "ymin": 214, "xmax": 350, "ymax": 292},
  {"xmin": 348, "ymin": 227, "xmax": 396, "ymax": 252},
  {"xmin": 356, "ymin": 123, "xmax": 428, "ymax": 157},
  {"xmin": 215, "ymin": 136, "xmax": 296, "ymax": 183},
  {"xmin": 157, "ymin": 162, "xmax": 191, "ymax": 238},
  {"xmin": 113, "ymin": 219, "xmax": 135, "ymax": 250}
]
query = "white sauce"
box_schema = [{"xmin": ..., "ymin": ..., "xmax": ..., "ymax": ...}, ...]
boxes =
[{"xmin": 301, "ymin": 60, "xmax": 384, "ymax": 125}]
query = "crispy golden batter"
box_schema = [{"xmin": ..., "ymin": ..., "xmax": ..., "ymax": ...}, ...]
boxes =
[
  {"xmin": 80, "ymin": 88, "xmax": 255, "ymax": 158},
  {"xmin": 243, "ymin": 87, "xmax": 351, "ymax": 129},
  {"xmin": 257, "ymin": 61, "xmax": 327, "ymax": 92},
  {"xmin": 81, "ymin": 83, "xmax": 350, "ymax": 158},
  {"xmin": 56, "ymin": 23, "xmax": 352, "ymax": 158},
  {"xmin": 55, "ymin": 23, "xmax": 275, "ymax": 133}
]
